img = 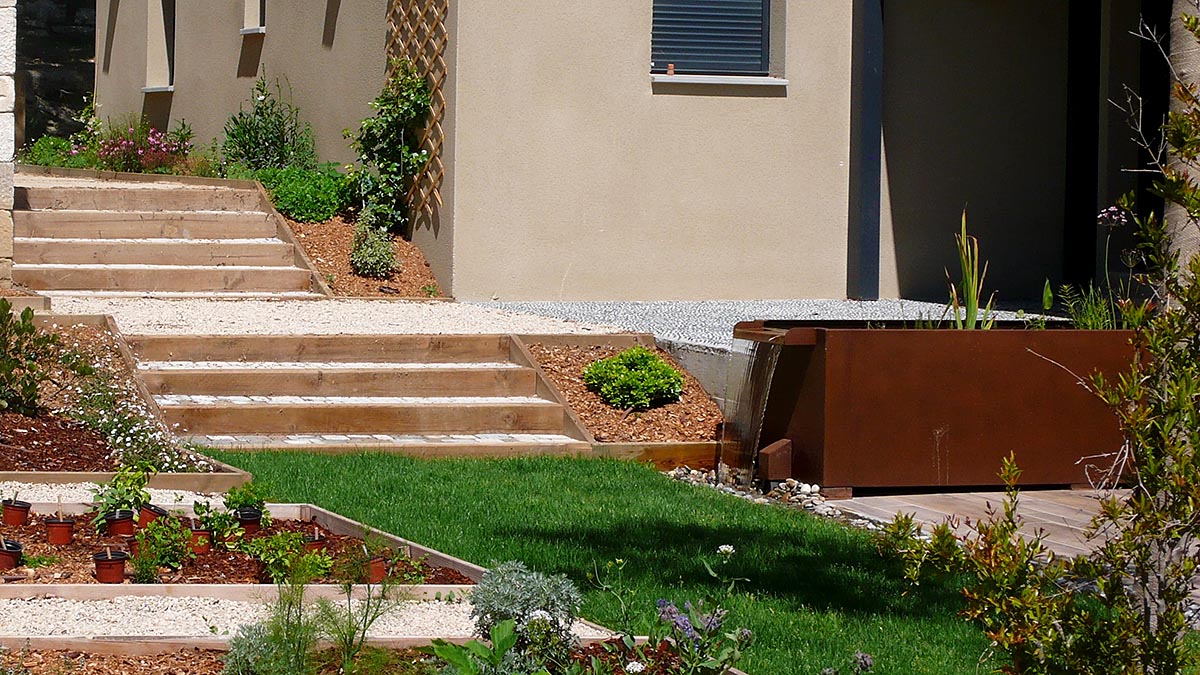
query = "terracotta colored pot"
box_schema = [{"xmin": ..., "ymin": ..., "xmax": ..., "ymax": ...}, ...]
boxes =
[
  {"xmin": 363, "ymin": 556, "xmax": 388, "ymax": 584},
  {"xmin": 138, "ymin": 504, "xmax": 168, "ymax": 529},
  {"xmin": 235, "ymin": 508, "xmax": 263, "ymax": 535},
  {"xmin": 0, "ymin": 539, "xmax": 23, "ymax": 571},
  {"xmin": 44, "ymin": 518, "xmax": 75, "ymax": 546},
  {"xmin": 302, "ymin": 534, "xmax": 327, "ymax": 553},
  {"xmin": 1, "ymin": 499, "xmax": 31, "ymax": 527},
  {"xmin": 93, "ymin": 550, "xmax": 128, "ymax": 583},
  {"xmin": 103, "ymin": 510, "xmax": 136, "ymax": 537},
  {"xmin": 190, "ymin": 529, "xmax": 212, "ymax": 555},
  {"xmin": 123, "ymin": 535, "xmax": 138, "ymax": 558}
]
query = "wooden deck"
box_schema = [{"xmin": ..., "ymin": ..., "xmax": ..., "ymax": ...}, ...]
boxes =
[{"xmin": 838, "ymin": 489, "xmax": 1120, "ymax": 558}]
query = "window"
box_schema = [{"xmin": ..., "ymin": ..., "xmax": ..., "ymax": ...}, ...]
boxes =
[
  {"xmin": 241, "ymin": 0, "xmax": 266, "ymax": 34},
  {"xmin": 651, "ymin": 0, "xmax": 770, "ymax": 76},
  {"xmin": 144, "ymin": 0, "xmax": 176, "ymax": 92}
]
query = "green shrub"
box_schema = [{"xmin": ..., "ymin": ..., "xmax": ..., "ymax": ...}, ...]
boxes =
[
  {"xmin": 223, "ymin": 622, "xmax": 275, "ymax": 675},
  {"xmin": 349, "ymin": 222, "xmax": 397, "ymax": 279},
  {"xmin": 20, "ymin": 136, "xmax": 73, "ymax": 166},
  {"xmin": 255, "ymin": 164, "xmax": 350, "ymax": 223},
  {"xmin": 134, "ymin": 516, "xmax": 195, "ymax": 574},
  {"xmin": 581, "ymin": 347, "xmax": 684, "ymax": 410},
  {"xmin": 223, "ymin": 73, "xmax": 317, "ymax": 171},
  {"xmin": 0, "ymin": 299, "xmax": 86, "ymax": 416}
]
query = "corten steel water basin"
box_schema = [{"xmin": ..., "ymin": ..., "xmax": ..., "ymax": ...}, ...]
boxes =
[{"xmin": 734, "ymin": 320, "xmax": 1135, "ymax": 494}]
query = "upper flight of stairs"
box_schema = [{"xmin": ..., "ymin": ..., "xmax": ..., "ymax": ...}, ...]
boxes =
[
  {"xmin": 12, "ymin": 175, "xmax": 321, "ymax": 296},
  {"xmin": 128, "ymin": 334, "xmax": 592, "ymax": 457}
]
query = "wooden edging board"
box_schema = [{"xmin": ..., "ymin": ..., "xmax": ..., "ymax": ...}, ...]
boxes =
[
  {"xmin": 1, "ymin": 293, "xmax": 50, "ymax": 312},
  {"xmin": 15, "ymin": 163, "xmax": 260, "ymax": 189},
  {"xmin": 512, "ymin": 334, "xmax": 723, "ymax": 470},
  {"xmin": 16, "ymin": 313, "xmax": 251, "ymax": 490}
]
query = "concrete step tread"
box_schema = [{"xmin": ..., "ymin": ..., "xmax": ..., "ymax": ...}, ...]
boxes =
[
  {"xmin": 39, "ymin": 290, "xmax": 324, "ymax": 299},
  {"xmin": 15, "ymin": 209, "xmax": 269, "ymax": 216},
  {"xmin": 16, "ymin": 237, "xmax": 285, "ymax": 244},
  {"xmin": 155, "ymin": 394, "xmax": 555, "ymax": 406},
  {"xmin": 191, "ymin": 433, "xmax": 584, "ymax": 447},
  {"xmin": 15, "ymin": 263, "xmax": 305, "ymax": 271},
  {"xmin": 139, "ymin": 360, "xmax": 523, "ymax": 371}
]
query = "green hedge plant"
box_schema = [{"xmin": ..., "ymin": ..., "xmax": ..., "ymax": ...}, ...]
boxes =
[
  {"xmin": 582, "ymin": 346, "xmax": 684, "ymax": 411},
  {"xmin": 223, "ymin": 73, "xmax": 317, "ymax": 171},
  {"xmin": 254, "ymin": 164, "xmax": 351, "ymax": 223}
]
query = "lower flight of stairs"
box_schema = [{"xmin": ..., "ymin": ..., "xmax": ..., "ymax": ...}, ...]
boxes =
[{"xmin": 128, "ymin": 333, "xmax": 592, "ymax": 456}]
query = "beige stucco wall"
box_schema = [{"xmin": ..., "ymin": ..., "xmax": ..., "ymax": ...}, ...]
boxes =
[
  {"xmin": 877, "ymin": 1, "xmax": 1070, "ymax": 301},
  {"xmin": 441, "ymin": 1, "xmax": 856, "ymax": 301},
  {"xmin": 95, "ymin": 0, "xmax": 386, "ymax": 165}
]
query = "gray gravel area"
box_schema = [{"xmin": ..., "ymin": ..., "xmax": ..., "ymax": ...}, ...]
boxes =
[
  {"xmin": 45, "ymin": 298, "xmax": 622, "ymax": 336},
  {"xmin": 474, "ymin": 299, "xmax": 1029, "ymax": 349}
]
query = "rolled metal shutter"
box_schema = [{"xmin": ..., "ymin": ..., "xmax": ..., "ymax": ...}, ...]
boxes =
[{"xmin": 651, "ymin": 0, "xmax": 769, "ymax": 75}]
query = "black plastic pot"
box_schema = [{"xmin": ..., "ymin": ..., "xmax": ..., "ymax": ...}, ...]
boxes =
[
  {"xmin": 235, "ymin": 507, "xmax": 263, "ymax": 535},
  {"xmin": 0, "ymin": 539, "xmax": 23, "ymax": 571}
]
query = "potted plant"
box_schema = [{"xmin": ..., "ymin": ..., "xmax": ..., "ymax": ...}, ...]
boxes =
[
  {"xmin": 131, "ymin": 517, "xmax": 194, "ymax": 583},
  {"xmin": 302, "ymin": 524, "xmax": 327, "ymax": 553},
  {"xmin": 1, "ymin": 493, "xmax": 30, "ymax": 526},
  {"xmin": 90, "ymin": 466, "xmax": 152, "ymax": 533},
  {"xmin": 93, "ymin": 547, "xmax": 128, "ymax": 583},
  {"xmin": 44, "ymin": 499, "xmax": 75, "ymax": 545},
  {"xmin": 0, "ymin": 539, "xmax": 22, "ymax": 570},
  {"xmin": 192, "ymin": 500, "xmax": 241, "ymax": 551},
  {"xmin": 138, "ymin": 504, "xmax": 169, "ymax": 529},
  {"xmin": 223, "ymin": 482, "xmax": 270, "ymax": 535}
]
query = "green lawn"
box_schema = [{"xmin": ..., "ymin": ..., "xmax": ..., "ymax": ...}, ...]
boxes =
[{"xmin": 210, "ymin": 452, "xmax": 993, "ymax": 674}]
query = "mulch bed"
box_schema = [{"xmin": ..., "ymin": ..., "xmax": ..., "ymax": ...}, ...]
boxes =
[
  {"xmin": 0, "ymin": 648, "xmax": 226, "ymax": 675},
  {"xmin": 527, "ymin": 344, "xmax": 722, "ymax": 443},
  {"xmin": 0, "ymin": 412, "xmax": 114, "ymax": 471},
  {"xmin": 289, "ymin": 216, "xmax": 444, "ymax": 297},
  {"xmin": 0, "ymin": 513, "xmax": 474, "ymax": 585}
]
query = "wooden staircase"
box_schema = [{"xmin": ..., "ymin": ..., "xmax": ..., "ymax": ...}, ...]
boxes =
[
  {"xmin": 128, "ymin": 334, "xmax": 592, "ymax": 456},
  {"xmin": 12, "ymin": 175, "xmax": 320, "ymax": 296}
]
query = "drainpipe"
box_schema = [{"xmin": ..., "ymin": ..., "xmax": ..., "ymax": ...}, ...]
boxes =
[{"xmin": 846, "ymin": 0, "xmax": 883, "ymax": 300}]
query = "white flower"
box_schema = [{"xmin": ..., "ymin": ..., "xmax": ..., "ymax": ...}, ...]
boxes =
[
  {"xmin": 717, "ymin": 544, "xmax": 735, "ymax": 557},
  {"xmin": 625, "ymin": 662, "xmax": 645, "ymax": 673}
]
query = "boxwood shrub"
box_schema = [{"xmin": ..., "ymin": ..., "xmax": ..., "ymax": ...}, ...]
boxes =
[
  {"xmin": 582, "ymin": 346, "xmax": 684, "ymax": 411},
  {"xmin": 255, "ymin": 164, "xmax": 352, "ymax": 223}
]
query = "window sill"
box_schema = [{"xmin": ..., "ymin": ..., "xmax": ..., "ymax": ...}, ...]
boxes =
[
  {"xmin": 650, "ymin": 74, "xmax": 788, "ymax": 87},
  {"xmin": 140, "ymin": 85, "xmax": 175, "ymax": 93},
  {"xmin": 240, "ymin": 26, "xmax": 266, "ymax": 35}
]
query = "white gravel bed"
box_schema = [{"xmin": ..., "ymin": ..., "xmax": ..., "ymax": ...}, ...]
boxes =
[
  {"xmin": 139, "ymin": 360, "xmax": 522, "ymax": 370},
  {"xmin": 45, "ymin": 298, "xmax": 623, "ymax": 336},
  {"xmin": 0, "ymin": 596, "xmax": 609, "ymax": 639},
  {"xmin": 0, "ymin": 481, "xmax": 213, "ymax": 507}
]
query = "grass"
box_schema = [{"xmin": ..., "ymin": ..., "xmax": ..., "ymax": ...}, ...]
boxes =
[{"xmin": 210, "ymin": 452, "xmax": 994, "ymax": 674}]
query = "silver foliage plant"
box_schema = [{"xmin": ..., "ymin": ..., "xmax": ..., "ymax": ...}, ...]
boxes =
[{"xmin": 469, "ymin": 560, "xmax": 582, "ymax": 645}]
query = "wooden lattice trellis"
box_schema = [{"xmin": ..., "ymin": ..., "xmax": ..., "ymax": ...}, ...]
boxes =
[{"xmin": 387, "ymin": 0, "xmax": 448, "ymax": 231}]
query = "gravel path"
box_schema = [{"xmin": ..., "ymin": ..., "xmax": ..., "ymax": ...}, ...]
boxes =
[
  {"xmin": 47, "ymin": 298, "xmax": 621, "ymax": 336},
  {"xmin": 0, "ymin": 596, "xmax": 608, "ymax": 639},
  {"xmin": 475, "ymin": 299, "xmax": 1030, "ymax": 349},
  {"xmin": 0, "ymin": 481, "xmax": 212, "ymax": 506}
]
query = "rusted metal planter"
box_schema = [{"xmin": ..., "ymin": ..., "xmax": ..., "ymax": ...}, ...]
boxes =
[{"xmin": 735, "ymin": 321, "xmax": 1134, "ymax": 494}]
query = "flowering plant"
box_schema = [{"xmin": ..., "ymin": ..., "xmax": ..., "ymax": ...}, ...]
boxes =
[{"xmin": 96, "ymin": 117, "xmax": 191, "ymax": 173}]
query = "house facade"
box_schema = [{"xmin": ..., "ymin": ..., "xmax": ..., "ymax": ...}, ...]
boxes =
[{"xmin": 93, "ymin": 0, "xmax": 1158, "ymax": 302}]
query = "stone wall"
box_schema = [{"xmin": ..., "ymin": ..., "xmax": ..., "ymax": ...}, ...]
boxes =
[{"xmin": 0, "ymin": 0, "xmax": 13, "ymax": 287}]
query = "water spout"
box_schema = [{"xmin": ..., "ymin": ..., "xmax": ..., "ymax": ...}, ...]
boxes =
[{"xmin": 719, "ymin": 335, "xmax": 782, "ymax": 486}]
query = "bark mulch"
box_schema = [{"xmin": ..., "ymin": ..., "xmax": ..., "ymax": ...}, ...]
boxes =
[
  {"xmin": 527, "ymin": 344, "xmax": 722, "ymax": 443},
  {"xmin": 289, "ymin": 216, "xmax": 444, "ymax": 297},
  {"xmin": 0, "ymin": 412, "xmax": 114, "ymax": 471},
  {"xmin": 0, "ymin": 514, "xmax": 474, "ymax": 585},
  {"xmin": 0, "ymin": 648, "xmax": 225, "ymax": 675}
]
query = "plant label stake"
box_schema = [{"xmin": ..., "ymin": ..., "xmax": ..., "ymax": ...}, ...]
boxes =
[{"xmin": 105, "ymin": 546, "xmax": 112, "ymax": 560}]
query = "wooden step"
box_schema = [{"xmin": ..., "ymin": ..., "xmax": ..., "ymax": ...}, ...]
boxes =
[
  {"xmin": 16, "ymin": 186, "xmax": 263, "ymax": 211},
  {"xmin": 139, "ymin": 365, "xmax": 537, "ymax": 397},
  {"xmin": 188, "ymin": 433, "xmax": 591, "ymax": 457},
  {"xmin": 158, "ymin": 397, "xmax": 566, "ymax": 435},
  {"xmin": 14, "ymin": 210, "xmax": 276, "ymax": 239},
  {"xmin": 15, "ymin": 238, "xmax": 295, "ymax": 266},
  {"xmin": 127, "ymin": 334, "xmax": 514, "ymax": 363},
  {"xmin": 14, "ymin": 264, "xmax": 313, "ymax": 292}
]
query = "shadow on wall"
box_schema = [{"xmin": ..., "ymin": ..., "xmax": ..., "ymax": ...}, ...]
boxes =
[
  {"xmin": 238, "ymin": 33, "xmax": 264, "ymax": 77},
  {"xmin": 323, "ymin": 0, "xmax": 341, "ymax": 48},
  {"xmin": 880, "ymin": 1, "xmax": 1070, "ymax": 301}
]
